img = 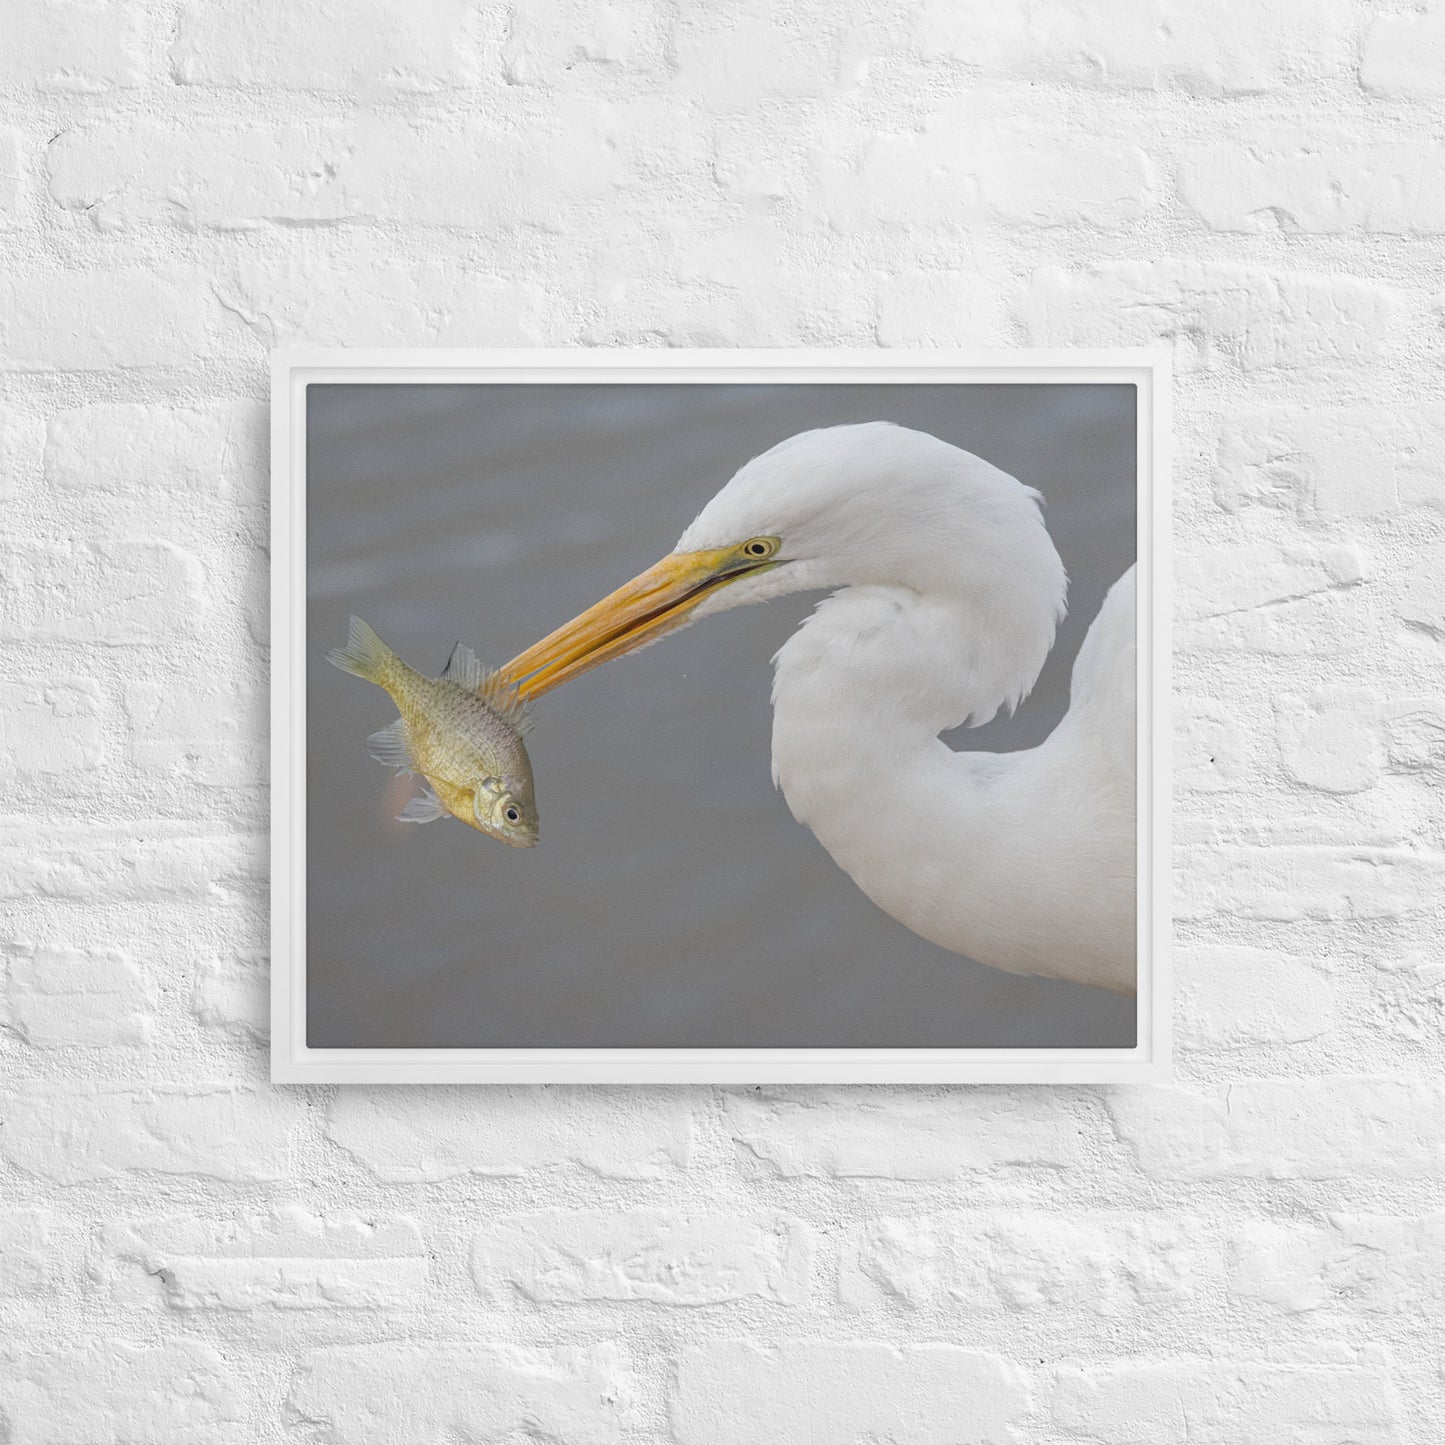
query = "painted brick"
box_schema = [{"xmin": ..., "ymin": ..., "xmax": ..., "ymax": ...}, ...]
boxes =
[
  {"xmin": 821, "ymin": 117, "xmax": 1152, "ymax": 232},
  {"xmin": 597, "ymin": 93, "xmax": 713, "ymax": 193},
  {"xmin": 726, "ymin": 1088, "xmax": 1084, "ymax": 1179},
  {"xmin": 327, "ymin": 1087, "xmax": 692, "ymax": 1180},
  {"xmin": 577, "ymin": 277, "xmax": 738, "ymax": 348},
  {"xmin": 0, "ymin": 270, "xmax": 242, "ymax": 370},
  {"xmin": 1231, "ymin": 1213, "xmax": 1445, "ymax": 1315},
  {"xmin": 171, "ymin": 0, "xmax": 480, "ymax": 91},
  {"xmin": 712, "ymin": 114, "xmax": 820, "ymax": 205},
  {"xmin": 1175, "ymin": 698, "xmax": 1250, "ymax": 794},
  {"xmin": 1108, "ymin": 1078, "xmax": 1445, "ymax": 1180},
  {"xmin": 0, "ymin": 131, "xmax": 21, "ymax": 227},
  {"xmin": 1362, "ymin": 1, "xmax": 1445, "ymax": 100},
  {"xmin": 288, "ymin": 1343, "xmax": 638, "ymax": 1444},
  {"xmin": 875, "ymin": 270, "xmax": 1008, "ymax": 347},
  {"xmin": 1, "ymin": 1083, "xmax": 295, "ymax": 1183},
  {"xmin": 1175, "ymin": 945, "xmax": 1336, "ymax": 1050},
  {"xmin": 0, "ymin": 1, "xmax": 145, "ymax": 91},
  {"xmin": 582, "ymin": 263, "xmax": 875, "ymax": 349},
  {"xmin": 915, "ymin": 0, "xmax": 1343, "ymax": 96},
  {"xmin": 974, "ymin": 137, "xmax": 1154, "ymax": 228},
  {"xmin": 0, "ymin": 1342, "xmax": 243, "ymax": 1444},
  {"xmin": 0, "ymin": 407, "xmax": 44, "ymax": 501},
  {"xmin": 0, "ymin": 1209, "xmax": 52, "ymax": 1297},
  {"xmin": 96, "ymin": 1206, "xmax": 427, "ymax": 1310},
  {"xmin": 472, "ymin": 1210, "xmax": 809, "ymax": 1306},
  {"xmin": 840, "ymin": 1212, "xmax": 1200, "ymax": 1314},
  {"xmin": 0, "ymin": 677, "xmax": 106, "ymax": 775},
  {"xmin": 48, "ymin": 122, "xmax": 351, "ymax": 231},
  {"xmin": 242, "ymin": 548, "xmax": 268, "ymax": 645},
  {"xmin": 220, "ymin": 253, "xmax": 558, "ymax": 348},
  {"xmin": 124, "ymin": 677, "xmax": 265, "ymax": 787},
  {"xmin": 0, "ymin": 822, "xmax": 263, "ymax": 902},
  {"xmin": 1182, "ymin": 133, "xmax": 1445, "ymax": 234},
  {"xmin": 191, "ymin": 952, "xmax": 267, "ymax": 1041},
  {"xmin": 1382, "ymin": 698, "xmax": 1445, "ymax": 775},
  {"xmin": 502, "ymin": 0, "xmax": 671, "ymax": 81},
  {"xmin": 673, "ymin": 1341, "xmax": 1031, "ymax": 1445},
  {"xmin": 1177, "ymin": 539, "xmax": 1370, "ymax": 655},
  {"xmin": 346, "ymin": 114, "xmax": 622, "ymax": 231},
  {"xmin": 1022, "ymin": 261, "xmax": 1398, "ymax": 373},
  {"xmin": 1180, "ymin": 588, "xmax": 1378, "ymax": 655},
  {"xmin": 3, "ymin": 943, "xmax": 150, "ymax": 1047},
  {"xmin": 1176, "ymin": 846, "xmax": 1445, "ymax": 922},
  {"xmin": 46, "ymin": 403, "xmax": 266, "ymax": 501},
  {"xmin": 1180, "ymin": 540, "xmax": 1366, "ymax": 624},
  {"xmin": 1399, "ymin": 539, "xmax": 1445, "ymax": 638},
  {"xmin": 1275, "ymin": 688, "xmax": 1382, "ymax": 794},
  {"xmin": 1053, "ymin": 1358, "xmax": 1402, "ymax": 1444},
  {"xmin": 1214, "ymin": 406, "xmax": 1445, "ymax": 519},
  {"xmin": 0, "ymin": 539, "xmax": 206, "ymax": 643},
  {"xmin": 1370, "ymin": 951, "xmax": 1445, "ymax": 1043},
  {"xmin": 671, "ymin": 0, "xmax": 852, "ymax": 101}
]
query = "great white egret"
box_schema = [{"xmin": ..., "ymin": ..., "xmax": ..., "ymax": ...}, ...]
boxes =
[{"xmin": 499, "ymin": 422, "xmax": 1136, "ymax": 995}]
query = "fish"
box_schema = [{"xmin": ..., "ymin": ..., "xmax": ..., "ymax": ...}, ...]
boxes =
[{"xmin": 326, "ymin": 615, "xmax": 538, "ymax": 848}]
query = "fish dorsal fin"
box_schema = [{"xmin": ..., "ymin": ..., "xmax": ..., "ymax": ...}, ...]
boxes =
[
  {"xmin": 397, "ymin": 787, "xmax": 447, "ymax": 824},
  {"xmin": 366, "ymin": 718, "xmax": 415, "ymax": 774},
  {"xmin": 441, "ymin": 640, "xmax": 533, "ymax": 735},
  {"xmin": 480, "ymin": 672, "xmax": 532, "ymax": 735},
  {"xmin": 440, "ymin": 641, "xmax": 485, "ymax": 692}
]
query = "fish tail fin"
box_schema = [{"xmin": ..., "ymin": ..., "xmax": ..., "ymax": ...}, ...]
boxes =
[{"xmin": 326, "ymin": 615, "xmax": 393, "ymax": 684}]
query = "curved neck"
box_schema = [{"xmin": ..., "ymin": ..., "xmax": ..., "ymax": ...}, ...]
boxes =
[
  {"xmin": 768, "ymin": 583, "xmax": 1126, "ymax": 985},
  {"xmin": 771, "ymin": 584, "xmax": 1027, "ymax": 907}
]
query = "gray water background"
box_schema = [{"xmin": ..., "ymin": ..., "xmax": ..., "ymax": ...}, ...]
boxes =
[{"xmin": 307, "ymin": 382, "xmax": 1137, "ymax": 1049}]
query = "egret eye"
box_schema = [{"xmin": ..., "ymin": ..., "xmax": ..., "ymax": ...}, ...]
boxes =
[{"xmin": 742, "ymin": 536, "xmax": 778, "ymax": 559}]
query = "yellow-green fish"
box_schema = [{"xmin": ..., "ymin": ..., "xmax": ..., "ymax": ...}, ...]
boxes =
[{"xmin": 326, "ymin": 616, "xmax": 538, "ymax": 848}]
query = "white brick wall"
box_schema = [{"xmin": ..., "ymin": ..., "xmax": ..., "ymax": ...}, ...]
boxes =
[{"xmin": 1, "ymin": 0, "xmax": 1442, "ymax": 1439}]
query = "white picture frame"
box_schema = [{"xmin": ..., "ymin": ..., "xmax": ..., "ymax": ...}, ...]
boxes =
[{"xmin": 271, "ymin": 348, "xmax": 1171, "ymax": 1084}]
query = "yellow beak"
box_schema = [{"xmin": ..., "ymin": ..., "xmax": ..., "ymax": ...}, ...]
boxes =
[{"xmin": 498, "ymin": 544, "xmax": 777, "ymax": 701}]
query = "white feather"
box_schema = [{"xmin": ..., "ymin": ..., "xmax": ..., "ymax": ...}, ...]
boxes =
[{"xmin": 679, "ymin": 422, "xmax": 1136, "ymax": 994}]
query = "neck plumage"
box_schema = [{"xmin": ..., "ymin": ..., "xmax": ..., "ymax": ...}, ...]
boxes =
[
  {"xmin": 767, "ymin": 572, "xmax": 1131, "ymax": 990},
  {"xmin": 768, "ymin": 581, "xmax": 1042, "ymax": 924}
]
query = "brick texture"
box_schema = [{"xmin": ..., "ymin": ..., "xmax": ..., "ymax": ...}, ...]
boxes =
[{"xmin": 2, "ymin": 0, "xmax": 1442, "ymax": 1439}]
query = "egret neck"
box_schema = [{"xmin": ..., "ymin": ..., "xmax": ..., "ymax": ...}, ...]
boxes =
[{"xmin": 767, "ymin": 569, "xmax": 1135, "ymax": 994}]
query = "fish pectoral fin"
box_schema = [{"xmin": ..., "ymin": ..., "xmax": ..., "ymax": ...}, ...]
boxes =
[
  {"xmin": 440, "ymin": 641, "xmax": 485, "ymax": 692},
  {"xmin": 397, "ymin": 788, "xmax": 448, "ymax": 825},
  {"xmin": 367, "ymin": 718, "xmax": 415, "ymax": 774}
]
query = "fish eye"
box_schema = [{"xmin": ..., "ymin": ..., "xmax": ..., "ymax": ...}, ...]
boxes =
[
  {"xmin": 742, "ymin": 536, "xmax": 778, "ymax": 559},
  {"xmin": 504, "ymin": 805, "xmax": 522, "ymax": 824}
]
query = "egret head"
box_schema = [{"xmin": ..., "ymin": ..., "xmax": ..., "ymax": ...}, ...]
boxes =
[{"xmin": 499, "ymin": 422, "xmax": 1065, "ymax": 700}]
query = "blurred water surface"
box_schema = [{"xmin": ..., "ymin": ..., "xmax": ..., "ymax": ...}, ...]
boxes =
[{"xmin": 307, "ymin": 382, "xmax": 1137, "ymax": 1048}]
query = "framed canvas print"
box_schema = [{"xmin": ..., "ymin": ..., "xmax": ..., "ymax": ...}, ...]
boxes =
[{"xmin": 271, "ymin": 349, "xmax": 1170, "ymax": 1083}]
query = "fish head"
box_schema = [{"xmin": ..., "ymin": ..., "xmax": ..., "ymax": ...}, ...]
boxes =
[{"xmin": 470, "ymin": 774, "xmax": 539, "ymax": 849}]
